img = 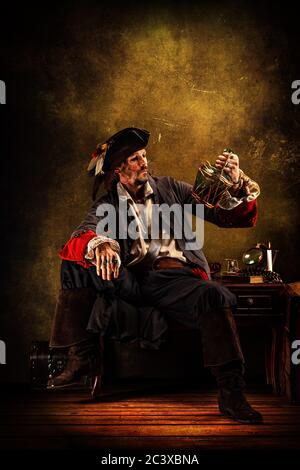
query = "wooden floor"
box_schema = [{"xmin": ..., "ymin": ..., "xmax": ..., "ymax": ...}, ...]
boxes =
[{"xmin": 1, "ymin": 381, "xmax": 300, "ymax": 465}]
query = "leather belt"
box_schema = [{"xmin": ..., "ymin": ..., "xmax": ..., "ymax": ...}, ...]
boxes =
[
  {"xmin": 128, "ymin": 239, "xmax": 162, "ymax": 273},
  {"xmin": 152, "ymin": 257, "xmax": 189, "ymax": 271}
]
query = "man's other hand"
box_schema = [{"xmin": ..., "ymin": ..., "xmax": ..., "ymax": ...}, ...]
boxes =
[{"xmin": 95, "ymin": 243, "xmax": 120, "ymax": 280}]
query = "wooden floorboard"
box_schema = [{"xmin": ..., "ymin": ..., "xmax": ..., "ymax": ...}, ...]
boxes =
[{"xmin": 1, "ymin": 383, "xmax": 300, "ymax": 457}]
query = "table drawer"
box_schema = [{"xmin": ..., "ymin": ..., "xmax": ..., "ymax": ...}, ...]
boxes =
[
  {"xmin": 237, "ymin": 294, "xmax": 272, "ymax": 310},
  {"xmin": 226, "ymin": 286, "xmax": 285, "ymax": 315}
]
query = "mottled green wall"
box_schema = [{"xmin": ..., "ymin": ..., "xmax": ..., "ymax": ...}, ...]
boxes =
[{"xmin": 2, "ymin": 2, "xmax": 300, "ymax": 382}]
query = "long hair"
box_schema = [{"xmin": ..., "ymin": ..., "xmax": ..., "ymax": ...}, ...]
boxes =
[
  {"xmin": 92, "ymin": 170, "xmax": 119, "ymax": 200},
  {"xmin": 92, "ymin": 168, "xmax": 154, "ymax": 201}
]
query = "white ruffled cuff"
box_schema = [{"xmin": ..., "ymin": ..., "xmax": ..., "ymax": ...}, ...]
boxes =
[
  {"xmin": 218, "ymin": 170, "xmax": 260, "ymax": 210},
  {"xmin": 85, "ymin": 236, "xmax": 121, "ymax": 263},
  {"xmin": 217, "ymin": 191, "xmax": 244, "ymax": 210}
]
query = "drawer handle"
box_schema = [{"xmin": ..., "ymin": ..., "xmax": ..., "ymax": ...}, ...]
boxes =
[{"xmin": 245, "ymin": 297, "xmax": 254, "ymax": 306}]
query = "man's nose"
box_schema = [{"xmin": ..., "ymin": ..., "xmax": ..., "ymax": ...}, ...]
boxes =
[{"xmin": 139, "ymin": 156, "xmax": 147, "ymax": 165}]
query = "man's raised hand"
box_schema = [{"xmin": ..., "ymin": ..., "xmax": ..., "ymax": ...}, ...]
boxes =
[{"xmin": 215, "ymin": 150, "xmax": 240, "ymax": 185}]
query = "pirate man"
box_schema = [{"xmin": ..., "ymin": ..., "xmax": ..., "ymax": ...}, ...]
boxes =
[{"xmin": 48, "ymin": 127, "xmax": 262, "ymax": 424}]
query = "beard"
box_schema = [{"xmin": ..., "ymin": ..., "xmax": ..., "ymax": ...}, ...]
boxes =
[{"xmin": 135, "ymin": 173, "xmax": 149, "ymax": 186}]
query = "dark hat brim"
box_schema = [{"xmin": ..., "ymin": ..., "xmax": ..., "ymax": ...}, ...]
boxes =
[{"xmin": 102, "ymin": 127, "xmax": 150, "ymax": 172}]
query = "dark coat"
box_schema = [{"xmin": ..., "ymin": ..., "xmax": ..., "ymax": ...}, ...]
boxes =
[{"xmin": 72, "ymin": 175, "xmax": 257, "ymax": 279}]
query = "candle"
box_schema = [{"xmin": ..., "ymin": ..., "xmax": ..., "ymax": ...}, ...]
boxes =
[{"xmin": 267, "ymin": 241, "xmax": 273, "ymax": 272}]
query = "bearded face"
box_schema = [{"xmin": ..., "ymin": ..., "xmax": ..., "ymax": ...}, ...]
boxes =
[{"xmin": 116, "ymin": 149, "xmax": 148, "ymax": 188}]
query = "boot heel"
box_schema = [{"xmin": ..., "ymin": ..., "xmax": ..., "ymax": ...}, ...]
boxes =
[{"xmin": 91, "ymin": 374, "xmax": 102, "ymax": 400}]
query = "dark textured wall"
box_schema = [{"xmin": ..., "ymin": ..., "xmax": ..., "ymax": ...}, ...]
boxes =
[{"xmin": 1, "ymin": 1, "xmax": 300, "ymax": 382}]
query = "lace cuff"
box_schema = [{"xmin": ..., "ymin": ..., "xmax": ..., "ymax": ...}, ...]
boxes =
[
  {"xmin": 218, "ymin": 170, "xmax": 260, "ymax": 210},
  {"xmin": 85, "ymin": 236, "xmax": 121, "ymax": 262}
]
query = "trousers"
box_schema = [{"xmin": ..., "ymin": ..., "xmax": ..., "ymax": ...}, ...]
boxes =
[{"xmin": 50, "ymin": 260, "xmax": 244, "ymax": 367}]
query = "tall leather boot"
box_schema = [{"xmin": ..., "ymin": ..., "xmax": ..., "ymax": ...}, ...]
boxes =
[
  {"xmin": 49, "ymin": 288, "xmax": 97, "ymax": 348},
  {"xmin": 47, "ymin": 287, "xmax": 103, "ymax": 398},
  {"xmin": 47, "ymin": 335, "xmax": 102, "ymax": 389},
  {"xmin": 211, "ymin": 360, "xmax": 263, "ymax": 424}
]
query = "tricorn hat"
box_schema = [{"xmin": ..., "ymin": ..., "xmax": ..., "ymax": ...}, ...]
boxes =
[{"xmin": 87, "ymin": 127, "xmax": 150, "ymax": 176}]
